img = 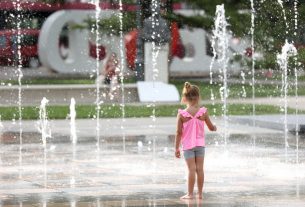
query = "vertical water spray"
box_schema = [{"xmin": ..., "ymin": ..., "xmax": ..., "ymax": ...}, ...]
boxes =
[
  {"xmin": 94, "ymin": 0, "xmax": 101, "ymax": 156},
  {"xmin": 150, "ymin": 0, "xmax": 161, "ymax": 159},
  {"xmin": 209, "ymin": 12, "xmax": 217, "ymax": 117},
  {"xmin": 96, "ymin": 198, "xmax": 101, "ymax": 207},
  {"xmin": 37, "ymin": 97, "xmax": 51, "ymax": 188},
  {"xmin": 70, "ymin": 200, "xmax": 76, "ymax": 207},
  {"xmin": 277, "ymin": 0, "xmax": 298, "ymax": 162},
  {"xmin": 15, "ymin": 0, "xmax": 23, "ymax": 180},
  {"xmin": 70, "ymin": 98, "xmax": 77, "ymax": 145},
  {"xmin": 70, "ymin": 98, "xmax": 77, "ymax": 187},
  {"xmin": 276, "ymin": 41, "xmax": 297, "ymax": 162},
  {"xmin": 294, "ymin": 0, "xmax": 299, "ymax": 166},
  {"xmin": 250, "ymin": 0, "xmax": 256, "ymax": 153},
  {"xmin": 213, "ymin": 4, "xmax": 229, "ymax": 145},
  {"xmin": 294, "ymin": 0, "xmax": 300, "ymax": 197},
  {"xmin": 118, "ymin": 0, "xmax": 126, "ymax": 153},
  {"xmin": 277, "ymin": 0, "xmax": 289, "ymax": 35}
]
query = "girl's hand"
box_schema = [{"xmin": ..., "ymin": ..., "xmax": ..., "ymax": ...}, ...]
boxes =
[
  {"xmin": 175, "ymin": 149, "xmax": 181, "ymax": 158},
  {"xmin": 213, "ymin": 125, "xmax": 217, "ymax": 131}
]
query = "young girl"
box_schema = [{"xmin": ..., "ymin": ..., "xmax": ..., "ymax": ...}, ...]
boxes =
[{"xmin": 175, "ymin": 82, "xmax": 217, "ymax": 199}]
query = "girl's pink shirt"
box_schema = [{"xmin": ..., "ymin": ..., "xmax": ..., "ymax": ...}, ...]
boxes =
[{"xmin": 178, "ymin": 107, "xmax": 207, "ymax": 150}]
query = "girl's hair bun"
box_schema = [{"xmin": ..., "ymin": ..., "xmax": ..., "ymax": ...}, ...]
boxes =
[
  {"xmin": 181, "ymin": 82, "xmax": 200, "ymax": 103},
  {"xmin": 184, "ymin": 82, "xmax": 191, "ymax": 90}
]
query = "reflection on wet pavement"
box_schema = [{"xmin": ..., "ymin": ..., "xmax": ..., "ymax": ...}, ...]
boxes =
[{"xmin": 0, "ymin": 132, "xmax": 304, "ymax": 207}]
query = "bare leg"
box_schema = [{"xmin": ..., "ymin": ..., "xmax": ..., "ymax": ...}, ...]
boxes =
[
  {"xmin": 181, "ymin": 157, "xmax": 196, "ymax": 199},
  {"xmin": 195, "ymin": 156, "xmax": 204, "ymax": 199}
]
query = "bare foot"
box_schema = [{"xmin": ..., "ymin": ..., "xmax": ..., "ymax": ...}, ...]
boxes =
[
  {"xmin": 180, "ymin": 194, "xmax": 194, "ymax": 199},
  {"xmin": 197, "ymin": 192, "xmax": 203, "ymax": 199}
]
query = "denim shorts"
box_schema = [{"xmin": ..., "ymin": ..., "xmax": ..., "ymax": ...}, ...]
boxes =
[{"xmin": 183, "ymin": 146, "xmax": 205, "ymax": 160}]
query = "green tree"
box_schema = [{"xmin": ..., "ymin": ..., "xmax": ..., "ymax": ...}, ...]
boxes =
[{"xmin": 170, "ymin": 0, "xmax": 304, "ymax": 70}]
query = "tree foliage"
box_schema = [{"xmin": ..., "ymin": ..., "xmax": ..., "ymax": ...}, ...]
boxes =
[
  {"xmin": 173, "ymin": 0, "xmax": 305, "ymax": 70},
  {"xmin": 75, "ymin": 12, "xmax": 136, "ymax": 36},
  {"xmin": 177, "ymin": 1, "xmax": 305, "ymax": 46}
]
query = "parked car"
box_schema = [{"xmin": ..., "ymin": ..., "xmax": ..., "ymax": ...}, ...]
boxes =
[{"xmin": 0, "ymin": 29, "xmax": 40, "ymax": 68}]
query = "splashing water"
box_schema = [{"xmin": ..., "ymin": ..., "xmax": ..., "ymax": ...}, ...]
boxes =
[
  {"xmin": 118, "ymin": 0, "xmax": 126, "ymax": 153},
  {"xmin": 277, "ymin": 0, "xmax": 289, "ymax": 35},
  {"xmin": 69, "ymin": 99, "xmax": 77, "ymax": 188},
  {"xmin": 70, "ymin": 98, "xmax": 77, "ymax": 145},
  {"xmin": 294, "ymin": 0, "xmax": 299, "ymax": 166},
  {"xmin": 276, "ymin": 41, "xmax": 297, "ymax": 162},
  {"xmin": 37, "ymin": 97, "xmax": 51, "ymax": 148},
  {"xmin": 240, "ymin": 71, "xmax": 247, "ymax": 98},
  {"xmin": 212, "ymin": 4, "xmax": 229, "ymax": 145},
  {"xmin": 209, "ymin": 6, "xmax": 218, "ymax": 116},
  {"xmin": 250, "ymin": 0, "xmax": 255, "ymax": 118},
  {"xmin": 150, "ymin": 0, "xmax": 161, "ymax": 159},
  {"xmin": 37, "ymin": 97, "xmax": 51, "ymax": 188},
  {"xmin": 250, "ymin": 0, "xmax": 256, "ymax": 154},
  {"xmin": 94, "ymin": 0, "xmax": 101, "ymax": 156},
  {"xmin": 15, "ymin": 0, "xmax": 24, "ymax": 180},
  {"xmin": 277, "ymin": 0, "xmax": 299, "ymax": 164},
  {"xmin": 70, "ymin": 200, "xmax": 76, "ymax": 207}
]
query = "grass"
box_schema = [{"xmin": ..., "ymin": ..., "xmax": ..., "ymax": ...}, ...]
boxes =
[
  {"xmin": 1, "ymin": 77, "xmax": 305, "ymax": 98},
  {"xmin": 0, "ymin": 79, "xmax": 95, "ymax": 85},
  {"xmin": 171, "ymin": 80, "xmax": 305, "ymax": 99},
  {"xmin": 0, "ymin": 76, "xmax": 138, "ymax": 85},
  {"xmin": 0, "ymin": 104, "xmax": 300, "ymax": 121}
]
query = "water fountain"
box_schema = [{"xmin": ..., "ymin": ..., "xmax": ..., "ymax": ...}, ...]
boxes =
[
  {"xmin": 150, "ymin": 0, "xmax": 158, "ymax": 160},
  {"xmin": 94, "ymin": 0, "xmax": 102, "ymax": 159},
  {"xmin": 293, "ymin": 0, "xmax": 300, "ymax": 167},
  {"xmin": 210, "ymin": 4, "xmax": 229, "ymax": 145},
  {"xmin": 250, "ymin": 0, "xmax": 257, "ymax": 155},
  {"xmin": 275, "ymin": 0, "xmax": 299, "ymax": 163},
  {"xmin": 0, "ymin": 1, "xmax": 305, "ymax": 206},
  {"xmin": 118, "ymin": 0, "xmax": 126, "ymax": 153},
  {"xmin": 70, "ymin": 98, "xmax": 77, "ymax": 145},
  {"xmin": 14, "ymin": 0, "xmax": 24, "ymax": 180},
  {"xmin": 37, "ymin": 97, "xmax": 51, "ymax": 188},
  {"xmin": 277, "ymin": 41, "xmax": 297, "ymax": 161}
]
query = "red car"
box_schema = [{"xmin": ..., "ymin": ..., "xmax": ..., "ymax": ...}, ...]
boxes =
[{"xmin": 0, "ymin": 29, "xmax": 40, "ymax": 67}]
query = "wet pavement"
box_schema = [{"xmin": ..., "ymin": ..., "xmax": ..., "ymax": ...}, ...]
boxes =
[{"xmin": 0, "ymin": 117, "xmax": 305, "ymax": 206}]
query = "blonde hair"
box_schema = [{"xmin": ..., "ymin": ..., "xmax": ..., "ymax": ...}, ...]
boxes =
[{"xmin": 181, "ymin": 82, "xmax": 200, "ymax": 103}]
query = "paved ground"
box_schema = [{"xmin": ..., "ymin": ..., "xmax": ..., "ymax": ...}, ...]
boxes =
[
  {"xmin": 0, "ymin": 117, "xmax": 304, "ymax": 206},
  {"xmin": 0, "ymin": 66, "xmax": 305, "ymax": 206},
  {"xmin": 0, "ymin": 66, "xmax": 90, "ymax": 80}
]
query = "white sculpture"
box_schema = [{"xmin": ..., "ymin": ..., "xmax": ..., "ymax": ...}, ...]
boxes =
[{"xmin": 38, "ymin": 10, "xmax": 115, "ymax": 74}]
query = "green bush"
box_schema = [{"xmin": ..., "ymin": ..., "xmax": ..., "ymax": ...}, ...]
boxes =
[
  {"xmin": 255, "ymin": 53, "xmax": 278, "ymax": 70},
  {"xmin": 297, "ymin": 47, "xmax": 305, "ymax": 71}
]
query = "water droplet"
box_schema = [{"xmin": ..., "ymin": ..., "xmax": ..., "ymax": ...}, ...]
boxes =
[{"xmin": 137, "ymin": 141, "xmax": 143, "ymax": 148}]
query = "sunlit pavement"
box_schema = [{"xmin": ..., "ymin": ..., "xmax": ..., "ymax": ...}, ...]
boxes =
[
  {"xmin": 0, "ymin": 117, "xmax": 304, "ymax": 206},
  {"xmin": 0, "ymin": 66, "xmax": 88, "ymax": 80}
]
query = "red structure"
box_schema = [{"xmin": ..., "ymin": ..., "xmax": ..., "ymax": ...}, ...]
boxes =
[
  {"xmin": 0, "ymin": 1, "xmax": 184, "ymax": 68},
  {"xmin": 125, "ymin": 22, "xmax": 185, "ymax": 69},
  {"xmin": 0, "ymin": 29, "xmax": 39, "ymax": 66}
]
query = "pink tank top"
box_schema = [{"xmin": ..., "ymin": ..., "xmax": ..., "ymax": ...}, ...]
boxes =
[{"xmin": 178, "ymin": 107, "xmax": 207, "ymax": 150}]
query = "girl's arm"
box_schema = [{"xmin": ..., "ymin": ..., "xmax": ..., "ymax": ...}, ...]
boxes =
[
  {"xmin": 204, "ymin": 112, "xmax": 217, "ymax": 131},
  {"xmin": 175, "ymin": 114, "xmax": 183, "ymax": 158}
]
